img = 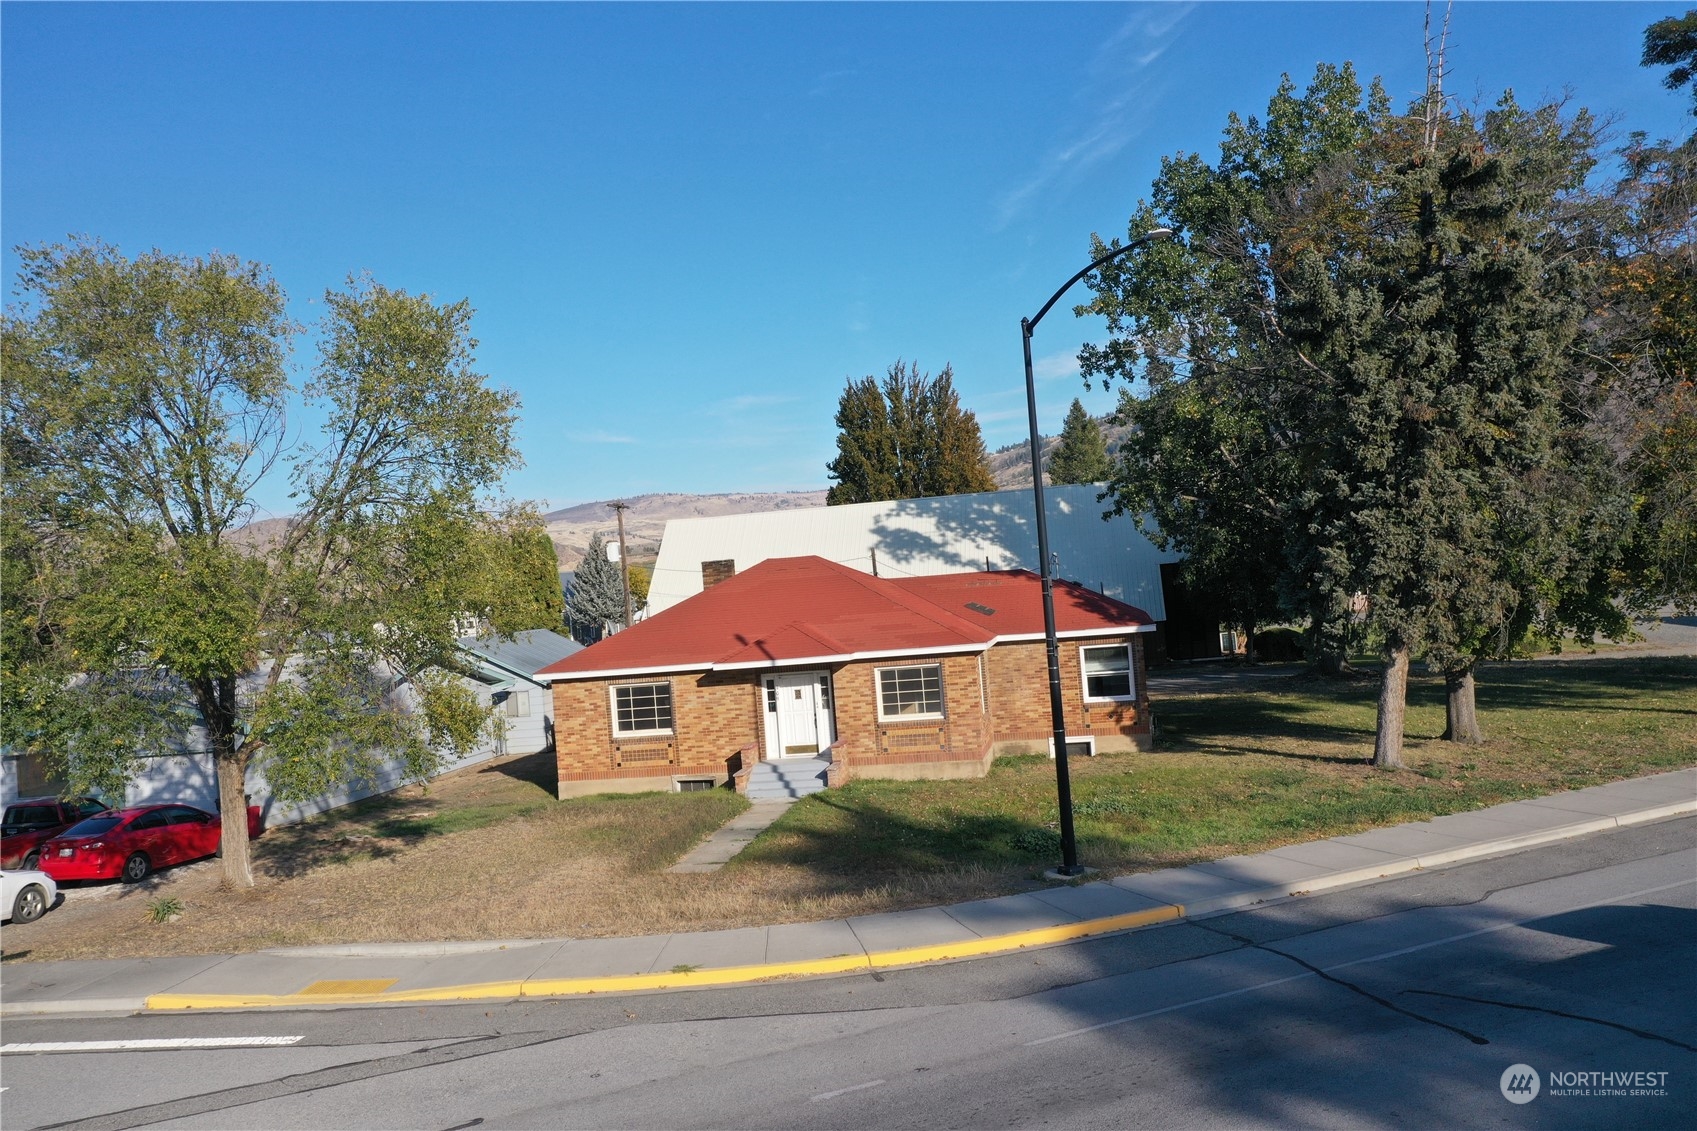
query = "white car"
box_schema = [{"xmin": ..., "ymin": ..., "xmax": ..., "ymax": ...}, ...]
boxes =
[{"xmin": 2, "ymin": 867, "xmax": 58, "ymax": 924}]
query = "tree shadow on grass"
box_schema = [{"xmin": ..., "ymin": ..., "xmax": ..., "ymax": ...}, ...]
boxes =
[
  {"xmin": 1157, "ymin": 696, "xmax": 1384, "ymax": 762},
  {"xmin": 1156, "ymin": 657, "xmax": 1697, "ymax": 763},
  {"xmin": 744, "ymin": 790, "xmax": 1061, "ymax": 890},
  {"xmin": 478, "ymin": 748, "xmax": 559, "ymax": 793},
  {"xmin": 1478, "ymin": 657, "xmax": 1697, "ymax": 716}
]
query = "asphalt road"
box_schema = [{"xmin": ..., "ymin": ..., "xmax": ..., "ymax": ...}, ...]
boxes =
[{"xmin": 4, "ymin": 817, "xmax": 1693, "ymax": 1131}]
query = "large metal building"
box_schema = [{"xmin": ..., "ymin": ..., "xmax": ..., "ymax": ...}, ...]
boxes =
[{"xmin": 648, "ymin": 484, "xmax": 1185, "ymax": 621}]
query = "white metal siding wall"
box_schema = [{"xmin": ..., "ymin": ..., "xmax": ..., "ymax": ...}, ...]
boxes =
[
  {"xmin": 0, "ymin": 673, "xmax": 559, "ymax": 827},
  {"xmin": 649, "ymin": 484, "xmax": 1181, "ymax": 619}
]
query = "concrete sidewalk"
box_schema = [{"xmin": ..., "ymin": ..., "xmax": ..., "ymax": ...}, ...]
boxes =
[{"xmin": 3, "ymin": 768, "xmax": 1691, "ymax": 1018}]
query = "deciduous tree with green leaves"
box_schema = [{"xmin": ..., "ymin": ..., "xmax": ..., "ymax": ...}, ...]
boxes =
[
  {"xmin": 1046, "ymin": 399, "xmax": 1111, "ymax": 485},
  {"xmin": 1082, "ymin": 63, "xmax": 1619, "ymax": 765},
  {"xmin": 2, "ymin": 241, "xmax": 534, "ymax": 887},
  {"xmin": 825, "ymin": 361, "xmax": 995, "ymax": 504},
  {"xmin": 1643, "ymin": 10, "xmax": 1697, "ymax": 114},
  {"xmin": 1082, "ymin": 63, "xmax": 1385, "ymax": 676}
]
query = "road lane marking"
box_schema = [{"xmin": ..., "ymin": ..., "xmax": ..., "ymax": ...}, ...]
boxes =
[
  {"xmin": 811, "ymin": 1079, "xmax": 886, "ymax": 1101},
  {"xmin": 1027, "ymin": 876, "xmax": 1696, "ymax": 1047},
  {"xmin": 1325, "ymin": 877, "xmax": 1696, "ymax": 973},
  {"xmin": 0, "ymin": 1036, "xmax": 305, "ymax": 1053},
  {"xmin": 1025, "ymin": 973, "xmax": 1315, "ymax": 1045}
]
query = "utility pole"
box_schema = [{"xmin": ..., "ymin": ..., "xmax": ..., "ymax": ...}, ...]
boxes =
[{"xmin": 608, "ymin": 501, "xmax": 634, "ymax": 629}]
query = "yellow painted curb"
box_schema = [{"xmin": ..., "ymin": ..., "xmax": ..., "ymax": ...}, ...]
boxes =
[{"xmin": 142, "ymin": 902, "xmax": 1182, "ymax": 1011}]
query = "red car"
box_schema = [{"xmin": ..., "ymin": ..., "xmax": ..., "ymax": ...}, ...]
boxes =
[
  {"xmin": 39, "ymin": 804, "xmax": 224, "ymax": 883},
  {"xmin": 2, "ymin": 796, "xmax": 111, "ymax": 870}
]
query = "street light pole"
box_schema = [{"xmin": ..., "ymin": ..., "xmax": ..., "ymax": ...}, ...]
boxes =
[
  {"xmin": 608, "ymin": 501, "xmax": 634, "ymax": 630},
  {"xmin": 1022, "ymin": 228, "xmax": 1173, "ymax": 876}
]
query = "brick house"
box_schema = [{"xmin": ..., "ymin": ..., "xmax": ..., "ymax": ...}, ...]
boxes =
[{"xmin": 535, "ymin": 556, "xmax": 1155, "ymax": 798}]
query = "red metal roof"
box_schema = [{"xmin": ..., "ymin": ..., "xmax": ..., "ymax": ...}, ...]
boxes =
[{"xmin": 537, "ymin": 555, "xmax": 1154, "ymax": 681}]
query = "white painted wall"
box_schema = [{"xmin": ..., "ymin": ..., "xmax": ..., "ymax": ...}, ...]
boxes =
[
  {"xmin": 650, "ymin": 484, "xmax": 1182, "ymax": 619},
  {"xmin": 0, "ymin": 674, "xmax": 558, "ymax": 826}
]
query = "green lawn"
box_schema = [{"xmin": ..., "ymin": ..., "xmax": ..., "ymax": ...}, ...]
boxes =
[{"xmin": 737, "ymin": 657, "xmax": 1696, "ymax": 880}]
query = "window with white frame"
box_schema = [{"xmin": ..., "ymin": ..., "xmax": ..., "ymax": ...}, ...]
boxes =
[
  {"xmin": 611, "ymin": 682, "xmax": 674, "ymax": 736},
  {"xmin": 504, "ymin": 691, "xmax": 531, "ymax": 718},
  {"xmin": 876, "ymin": 664, "xmax": 945, "ymax": 720},
  {"xmin": 1080, "ymin": 644, "xmax": 1134, "ymax": 701}
]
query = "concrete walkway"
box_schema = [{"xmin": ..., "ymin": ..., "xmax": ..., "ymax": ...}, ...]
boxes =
[
  {"xmin": 2, "ymin": 768, "xmax": 1691, "ymax": 1018},
  {"xmin": 666, "ymin": 799, "xmax": 794, "ymax": 873}
]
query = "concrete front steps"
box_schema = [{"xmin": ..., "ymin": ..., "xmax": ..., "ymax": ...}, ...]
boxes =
[{"xmin": 745, "ymin": 757, "xmax": 830, "ymax": 801}]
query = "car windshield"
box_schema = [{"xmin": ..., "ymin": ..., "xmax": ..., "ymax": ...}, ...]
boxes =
[
  {"xmin": 3, "ymin": 805, "xmax": 60, "ymax": 829},
  {"xmin": 59, "ymin": 816, "xmax": 123, "ymax": 838}
]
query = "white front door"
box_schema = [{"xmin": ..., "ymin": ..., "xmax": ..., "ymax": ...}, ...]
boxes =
[{"xmin": 765, "ymin": 672, "xmax": 833, "ymax": 758}]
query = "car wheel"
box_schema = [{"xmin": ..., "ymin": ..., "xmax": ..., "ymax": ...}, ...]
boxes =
[
  {"xmin": 22, "ymin": 850, "xmax": 40, "ymax": 870},
  {"xmin": 12, "ymin": 884, "xmax": 48, "ymax": 924},
  {"xmin": 121, "ymin": 852, "xmax": 152, "ymax": 884}
]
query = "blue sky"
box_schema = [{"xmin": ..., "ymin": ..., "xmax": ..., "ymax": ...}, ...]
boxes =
[{"xmin": 4, "ymin": 2, "xmax": 1690, "ymax": 514}]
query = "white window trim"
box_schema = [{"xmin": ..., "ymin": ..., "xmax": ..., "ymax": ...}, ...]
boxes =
[
  {"xmin": 874, "ymin": 663, "xmax": 947, "ymax": 723},
  {"xmin": 610, "ymin": 681, "xmax": 675, "ymax": 738},
  {"xmin": 1079, "ymin": 643, "xmax": 1136, "ymax": 703},
  {"xmin": 1048, "ymin": 734, "xmax": 1097, "ymax": 759}
]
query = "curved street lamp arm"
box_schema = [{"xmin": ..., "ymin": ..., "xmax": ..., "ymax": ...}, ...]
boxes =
[
  {"xmin": 1023, "ymin": 228, "xmax": 1175, "ymax": 335},
  {"xmin": 1018, "ymin": 224, "xmax": 1172, "ymax": 876}
]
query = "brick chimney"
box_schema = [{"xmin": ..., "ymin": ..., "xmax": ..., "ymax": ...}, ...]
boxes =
[{"xmin": 701, "ymin": 559, "xmax": 736, "ymax": 589}]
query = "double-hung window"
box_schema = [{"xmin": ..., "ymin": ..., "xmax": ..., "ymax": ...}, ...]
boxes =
[
  {"xmin": 611, "ymin": 682, "xmax": 674, "ymax": 737},
  {"xmin": 876, "ymin": 664, "xmax": 945, "ymax": 721},
  {"xmin": 1080, "ymin": 644, "xmax": 1134, "ymax": 702}
]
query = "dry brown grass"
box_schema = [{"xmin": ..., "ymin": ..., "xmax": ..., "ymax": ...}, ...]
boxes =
[
  {"xmin": 1, "ymin": 752, "xmax": 1022, "ymax": 963},
  {"xmin": 6, "ymin": 657, "xmax": 1691, "ymax": 965}
]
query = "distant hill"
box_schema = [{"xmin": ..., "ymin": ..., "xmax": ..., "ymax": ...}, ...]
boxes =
[
  {"xmin": 219, "ymin": 418, "xmax": 1125, "ymax": 570},
  {"xmin": 542, "ymin": 414, "xmax": 1128, "ymax": 567},
  {"xmin": 987, "ymin": 413, "xmax": 1128, "ymax": 489},
  {"xmin": 545, "ymin": 491, "xmax": 827, "ymax": 568}
]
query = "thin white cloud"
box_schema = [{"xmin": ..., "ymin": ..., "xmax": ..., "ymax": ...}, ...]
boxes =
[
  {"xmin": 993, "ymin": 4, "xmax": 1195, "ymax": 230},
  {"xmin": 568, "ymin": 431, "xmax": 636, "ymax": 444},
  {"xmin": 809, "ymin": 68, "xmax": 859, "ymax": 98},
  {"xmin": 1033, "ymin": 349, "xmax": 1081, "ymax": 381},
  {"xmin": 846, "ymin": 299, "xmax": 870, "ymax": 334},
  {"xmin": 707, "ymin": 393, "xmax": 799, "ymax": 417}
]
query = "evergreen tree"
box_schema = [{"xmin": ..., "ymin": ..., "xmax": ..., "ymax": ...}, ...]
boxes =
[
  {"xmin": 825, "ymin": 361, "xmax": 995, "ymax": 503},
  {"xmin": 565, "ymin": 533, "xmax": 627, "ymax": 643},
  {"xmin": 824, "ymin": 375, "xmax": 897, "ymax": 504},
  {"xmin": 1047, "ymin": 399, "xmax": 1111, "ymax": 485}
]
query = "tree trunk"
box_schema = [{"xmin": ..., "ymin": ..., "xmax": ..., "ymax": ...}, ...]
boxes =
[
  {"xmin": 216, "ymin": 750, "xmax": 254, "ymax": 888},
  {"xmin": 194, "ymin": 675, "xmax": 255, "ymax": 888},
  {"xmin": 1243, "ymin": 618, "xmax": 1259, "ymax": 665},
  {"xmin": 1315, "ymin": 649, "xmax": 1354, "ymax": 678},
  {"xmin": 1443, "ymin": 664, "xmax": 1484, "ymax": 743},
  {"xmin": 1373, "ymin": 643, "xmax": 1411, "ymax": 768}
]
